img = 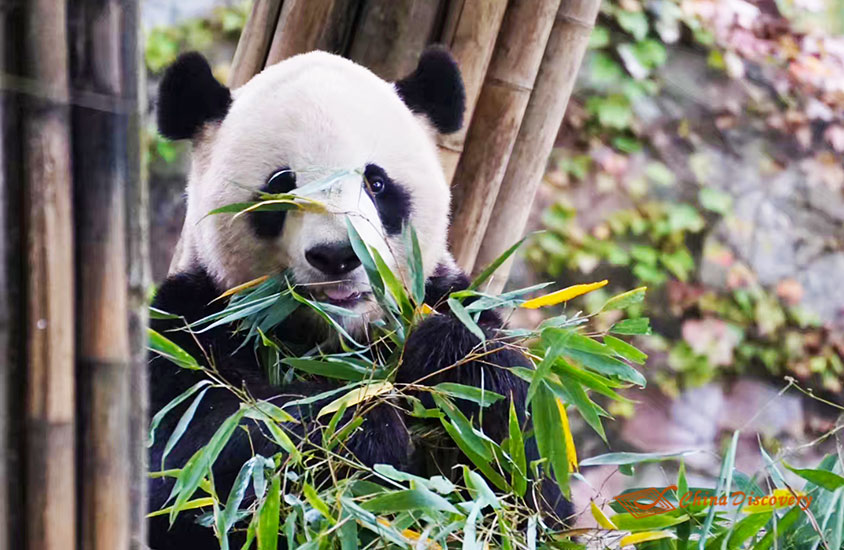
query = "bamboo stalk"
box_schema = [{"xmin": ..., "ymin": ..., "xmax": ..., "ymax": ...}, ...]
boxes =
[
  {"xmin": 447, "ymin": 0, "xmax": 563, "ymax": 271},
  {"xmin": 21, "ymin": 1, "xmax": 76, "ymax": 549},
  {"xmin": 435, "ymin": 0, "xmax": 508, "ymax": 182},
  {"xmin": 229, "ymin": 0, "xmax": 285, "ymax": 88},
  {"xmin": 474, "ymin": 0, "xmax": 601, "ymax": 292},
  {"xmin": 265, "ymin": 0, "xmax": 362, "ymax": 65},
  {"xmin": 120, "ymin": 3, "xmax": 150, "ymax": 548},
  {"xmin": 0, "ymin": 6, "xmax": 21, "ymax": 550},
  {"xmin": 68, "ymin": 1, "xmax": 135, "ymax": 548},
  {"xmin": 347, "ymin": 0, "xmax": 445, "ymax": 81}
]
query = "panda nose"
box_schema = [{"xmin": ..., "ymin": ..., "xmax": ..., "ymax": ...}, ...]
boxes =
[{"xmin": 305, "ymin": 242, "xmax": 362, "ymax": 276}]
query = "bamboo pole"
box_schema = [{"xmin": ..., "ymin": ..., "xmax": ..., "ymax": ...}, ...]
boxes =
[
  {"xmin": 120, "ymin": 3, "xmax": 150, "ymax": 548},
  {"xmin": 447, "ymin": 0, "xmax": 563, "ymax": 271},
  {"xmin": 347, "ymin": 0, "xmax": 445, "ymax": 81},
  {"xmin": 0, "ymin": 6, "xmax": 22, "ymax": 550},
  {"xmin": 229, "ymin": 0, "xmax": 284, "ymax": 88},
  {"xmin": 21, "ymin": 1, "xmax": 76, "ymax": 549},
  {"xmin": 265, "ymin": 0, "xmax": 362, "ymax": 65},
  {"xmin": 474, "ymin": 0, "xmax": 601, "ymax": 292},
  {"xmin": 435, "ymin": 0, "xmax": 508, "ymax": 182},
  {"xmin": 68, "ymin": 1, "xmax": 136, "ymax": 548}
]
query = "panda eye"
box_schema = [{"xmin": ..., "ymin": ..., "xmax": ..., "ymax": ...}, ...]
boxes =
[
  {"xmin": 363, "ymin": 165, "xmax": 389, "ymax": 196},
  {"xmin": 366, "ymin": 175, "xmax": 385, "ymax": 194},
  {"xmin": 264, "ymin": 167, "xmax": 296, "ymax": 194}
]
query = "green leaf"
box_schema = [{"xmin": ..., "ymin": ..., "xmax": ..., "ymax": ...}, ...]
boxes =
[
  {"xmin": 433, "ymin": 383, "xmax": 504, "ymax": 407},
  {"xmin": 257, "ymin": 475, "xmax": 280, "ymax": 550},
  {"xmin": 447, "ymin": 297, "xmax": 485, "ymax": 342},
  {"xmin": 723, "ymin": 512, "xmax": 773, "ymax": 550},
  {"xmin": 784, "ymin": 463, "xmax": 844, "ymax": 491},
  {"xmin": 148, "ymin": 380, "xmax": 212, "ymax": 446},
  {"xmin": 560, "ymin": 348, "xmax": 646, "ymax": 387},
  {"xmin": 223, "ymin": 457, "xmax": 257, "ymax": 533},
  {"xmin": 373, "ymin": 464, "xmax": 455, "ymax": 494},
  {"xmin": 616, "ymin": 9, "xmax": 649, "ymax": 41},
  {"xmin": 371, "ymin": 247, "xmax": 414, "ymax": 320},
  {"xmin": 161, "ymin": 387, "xmax": 210, "ymax": 468},
  {"xmin": 601, "ymin": 287, "xmax": 647, "ymax": 312},
  {"xmin": 580, "ymin": 450, "xmax": 698, "ymax": 467},
  {"xmin": 464, "ymin": 467, "xmax": 499, "ymax": 509},
  {"xmin": 169, "ymin": 408, "xmax": 246, "ymax": 523},
  {"xmin": 554, "ymin": 377, "xmax": 606, "ymax": 441},
  {"xmin": 469, "ymin": 236, "xmax": 528, "ymax": 291},
  {"xmin": 610, "ymin": 318, "xmax": 652, "ymax": 335},
  {"xmin": 282, "ymin": 357, "xmax": 373, "ymax": 381},
  {"xmin": 508, "ymin": 401, "xmax": 527, "ymax": 497},
  {"xmin": 603, "ymin": 335, "xmax": 647, "ymax": 364},
  {"xmin": 148, "ymin": 328, "xmax": 202, "ymax": 370},
  {"xmin": 303, "ymin": 483, "xmax": 335, "ymax": 524},
  {"xmin": 345, "ymin": 218, "xmax": 384, "ymax": 297},
  {"xmin": 532, "ymin": 383, "xmax": 569, "ymax": 497},
  {"xmin": 403, "ymin": 225, "xmax": 426, "ymax": 304},
  {"xmin": 362, "ymin": 488, "xmax": 459, "ymax": 514}
]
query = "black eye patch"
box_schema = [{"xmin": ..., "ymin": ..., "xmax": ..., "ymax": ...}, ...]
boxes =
[
  {"xmin": 249, "ymin": 167, "xmax": 296, "ymax": 239},
  {"xmin": 363, "ymin": 164, "xmax": 411, "ymax": 235}
]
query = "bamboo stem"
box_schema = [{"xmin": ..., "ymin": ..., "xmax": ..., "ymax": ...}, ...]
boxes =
[
  {"xmin": 435, "ymin": 0, "xmax": 508, "ymax": 182},
  {"xmin": 474, "ymin": 0, "xmax": 601, "ymax": 291},
  {"xmin": 265, "ymin": 0, "xmax": 362, "ymax": 65},
  {"xmin": 229, "ymin": 0, "xmax": 285, "ymax": 88},
  {"xmin": 120, "ymin": 2, "xmax": 150, "ymax": 548},
  {"xmin": 447, "ymin": 0, "xmax": 563, "ymax": 271},
  {"xmin": 68, "ymin": 1, "xmax": 134, "ymax": 548},
  {"xmin": 21, "ymin": 1, "xmax": 76, "ymax": 549},
  {"xmin": 347, "ymin": 0, "xmax": 445, "ymax": 81}
]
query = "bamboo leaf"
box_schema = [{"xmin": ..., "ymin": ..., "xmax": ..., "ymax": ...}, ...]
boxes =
[
  {"xmin": 447, "ymin": 297, "xmax": 486, "ymax": 342},
  {"xmin": 619, "ymin": 531, "xmax": 675, "ymax": 545},
  {"xmin": 148, "ymin": 328, "xmax": 202, "ymax": 370},
  {"xmin": 161, "ymin": 387, "xmax": 210, "ymax": 468},
  {"xmin": 257, "ymin": 475, "xmax": 281, "ymax": 550},
  {"xmin": 468, "ymin": 236, "xmax": 528, "ymax": 291},
  {"xmin": 600, "ymin": 286, "xmax": 647, "ymax": 312},
  {"xmin": 362, "ymin": 488, "xmax": 459, "ymax": 514},
  {"xmin": 508, "ymin": 401, "xmax": 527, "ymax": 497},
  {"xmin": 556, "ymin": 399, "xmax": 579, "ymax": 471},
  {"xmin": 610, "ymin": 318, "xmax": 652, "ymax": 335},
  {"xmin": 521, "ymin": 280, "xmax": 608, "ymax": 309},
  {"xmin": 303, "ymin": 483, "xmax": 335, "ymax": 524},
  {"xmin": 784, "ymin": 463, "xmax": 844, "ymax": 492},
  {"xmin": 223, "ymin": 458, "xmax": 257, "ymax": 532},
  {"xmin": 590, "ymin": 501, "xmax": 617, "ymax": 530},
  {"xmin": 148, "ymin": 380, "xmax": 212, "ymax": 446},
  {"xmin": 532, "ymin": 383, "xmax": 570, "ymax": 497},
  {"xmin": 433, "ymin": 383, "xmax": 504, "ymax": 407},
  {"xmin": 404, "ymin": 225, "xmax": 426, "ymax": 304},
  {"xmin": 318, "ymin": 380, "xmax": 394, "ymax": 418},
  {"xmin": 603, "ymin": 335, "xmax": 648, "ymax": 364}
]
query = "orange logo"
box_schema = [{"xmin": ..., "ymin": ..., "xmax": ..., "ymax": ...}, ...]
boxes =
[{"xmin": 612, "ymin": 485, "xmax": 678, "ymax": 518}]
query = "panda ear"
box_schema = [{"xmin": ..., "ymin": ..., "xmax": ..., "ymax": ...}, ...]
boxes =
[
  {"xmin": 157, "ymin": 52, "xmax": 232, "ymax": 140},
  {"xmin": 396, "ymin": 46, "xmax": 465, "ymax": 134}
]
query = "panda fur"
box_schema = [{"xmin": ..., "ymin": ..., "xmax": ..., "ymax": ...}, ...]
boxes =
[{"xmin": 149, "ymin": 48, "xmax": 571, "ymax": 549}]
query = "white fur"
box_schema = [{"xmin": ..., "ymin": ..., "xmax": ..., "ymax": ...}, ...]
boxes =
[{"xmin": 174, "ymin": 52, "xmax": 452, "ymax": 319}]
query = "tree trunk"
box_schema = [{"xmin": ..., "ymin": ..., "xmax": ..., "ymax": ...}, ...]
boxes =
[
  {"xmin": 20, "ymin": 1, "xmax": 76, "ymax": 549},
  {"xmin": 448, "ymin": 0, "xmax": 563, "ymax": 272},
  {"xmin": 474, "ymin": 0, "xmax": 601, "ymax": 291}
]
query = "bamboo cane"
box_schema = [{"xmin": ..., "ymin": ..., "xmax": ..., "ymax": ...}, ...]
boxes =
[
  {"xmin": 474, "ymin": 0, "xmax": 601, "ymax": 292},
  {"xmin": 435, "ymin": 0, "xmax": 508, "ymax": 182},
  {"xmin": 21, "ymin": 1, "xmax": 76, "ymax": 549},
  {"xmin": 120, "ymin": 3, "xmax": 151, "ymax": 548},
  {"xmin": 347, "ymin": 0, "xmax": 445, "ymax": 81},
  {"xmin": 447, "ymin": 0, "xmax": 563, "ymax": 271},
  {"xmin": 229, "ymin": 0, "xmax": 284, "ymax": 87},
  {"xmin": 265, "ymin": 0, "xmax": 362, "ymax": 65},
  {"xmin": 69, "ymin": 1, "xmax": 135, "ymax": 548}
]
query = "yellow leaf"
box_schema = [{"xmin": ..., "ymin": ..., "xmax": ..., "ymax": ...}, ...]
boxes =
[
  {"xmin": 212, "ymin": 275, "xmax": 270, "ymax": 302},
  {"xmin": 619, "ymin": 531, "xmax": 676, "ymax": 546},
  {"xmin": 590, "ymin": 500, "xmax": 618, "ymax": 530},
  {"xmin": 147, "ymin": 497, "xmax": 215, "ymax": 518},
  {"xmin": 318, "ymin": 381, "xmax": 394, "ymax": 418},
  {"xmin": 521, "ymin": 280, "xmax": 609, "ymax": 309},
  {"xmin": 556, "ymin": 399, "xmax": 578, "ymax": 471},
  {"xmin": 417, "ymin": 303, "xmax": 436, "ymax": 316}
]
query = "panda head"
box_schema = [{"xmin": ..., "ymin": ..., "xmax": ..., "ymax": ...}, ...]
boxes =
[{"xmin": 158, "ymin": 48, "xmax": 465, "ymax": 324}]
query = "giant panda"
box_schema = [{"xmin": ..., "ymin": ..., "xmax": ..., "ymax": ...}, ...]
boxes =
[{"xmin": 149, "ymin": 47, "xmax": 571, "ymax": 549}]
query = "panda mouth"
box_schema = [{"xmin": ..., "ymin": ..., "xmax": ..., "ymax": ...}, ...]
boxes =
[{"xmin": 313, "ymin": 284, "xmax": 366, "ymax": 307}]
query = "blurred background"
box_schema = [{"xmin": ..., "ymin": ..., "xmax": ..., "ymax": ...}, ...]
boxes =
[{"xmin": 141, "ymin": 0, "xmax": 844, "ymax": 524}]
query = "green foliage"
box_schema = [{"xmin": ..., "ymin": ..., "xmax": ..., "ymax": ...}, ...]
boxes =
[{"xmin": 147, "ymin": 179, "xmax": 651, "ymax": 547}]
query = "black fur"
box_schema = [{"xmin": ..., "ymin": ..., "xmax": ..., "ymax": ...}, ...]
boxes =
[
  {"xmin": 157, "ymin": 52, "xmax": 231, "ymax": 140},
  {"xmin": 249, "ymin": 167, "xmax": 297, "ymax": 239},
  {"xmin": 396, "ymin": 46, "xmax": 466, "ymax": 134},
  {"xmin": 364, "ymin": 164, "xmax": 411, "ymax": 235},
  {"xmin": 148, "ymin": 266, "xmax": 571, "ymax": 549}
]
